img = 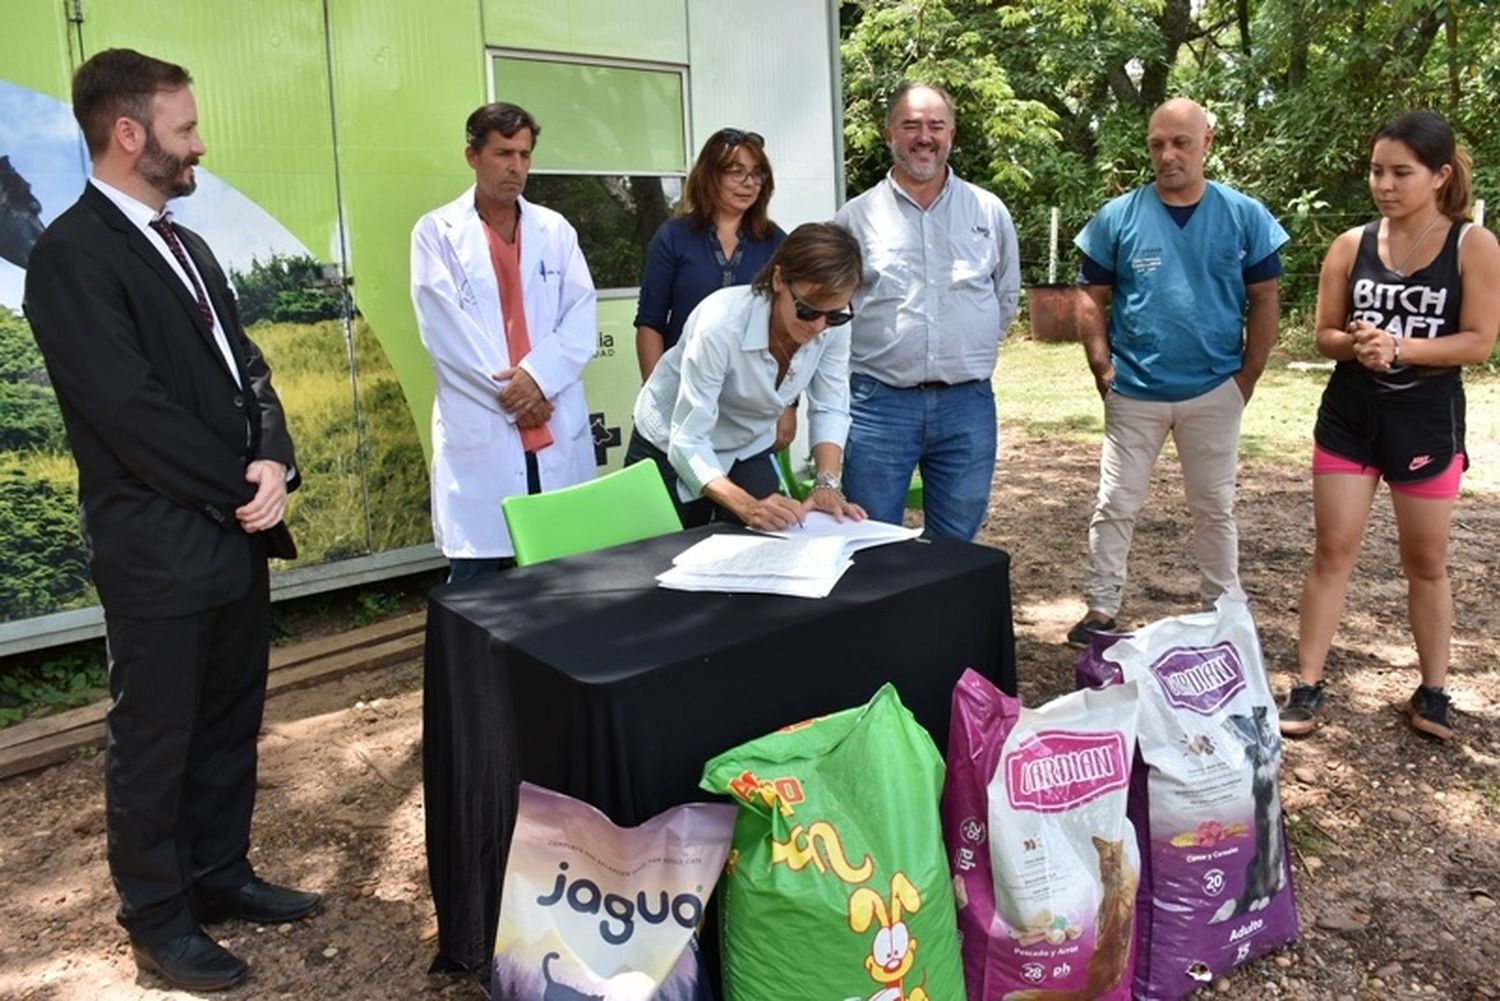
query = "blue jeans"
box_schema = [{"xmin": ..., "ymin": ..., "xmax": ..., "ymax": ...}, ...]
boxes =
[{"xmin": 842, "ymin": 373, "xmax": 997, "ymax": 540}]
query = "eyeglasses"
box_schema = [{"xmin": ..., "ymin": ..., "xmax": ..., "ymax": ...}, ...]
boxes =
[
  {"xmin": 718, "ymin": 128, "xmax": 764, "ymax": 147},
  {"xmin": 722, "ymin": 163, "xmax": 770, "ymax": 185},
  {"xmin": 788, "ymin": 286, "xmax": 854, "ymax": 327}
]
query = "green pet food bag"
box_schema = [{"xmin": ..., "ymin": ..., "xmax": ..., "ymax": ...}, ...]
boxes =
[{"xmin": 700, "ymin": 683, "xmax": 964, "ymax": 1001}]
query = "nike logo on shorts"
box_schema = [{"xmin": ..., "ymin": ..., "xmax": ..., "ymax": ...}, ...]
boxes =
[{"xmin": 1409, "ymin": 455, "xmax": 1434, "ymax": 472}]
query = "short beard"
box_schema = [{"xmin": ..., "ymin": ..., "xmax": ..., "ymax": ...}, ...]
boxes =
[
  {"xmin": 137, "ymin": 130, "xmax": 197, "ymax": 200},
  {"xmin": 889, "ymin": 143, "xmax": 946, "ymax": 184}
]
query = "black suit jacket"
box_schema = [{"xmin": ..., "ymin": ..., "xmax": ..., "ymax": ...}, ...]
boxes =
[{"xmin": 23, "ymin": 182, "xmax": 298, "ymax": 619}]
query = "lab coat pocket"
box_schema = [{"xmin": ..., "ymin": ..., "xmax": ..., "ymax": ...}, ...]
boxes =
[{"xmin": 435, "ymin": 395, "xmax": 495, "ymax": 453}]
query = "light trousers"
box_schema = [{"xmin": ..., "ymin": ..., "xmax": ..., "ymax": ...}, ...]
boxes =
[{"xmin": 1085, "ymin": 377, "xmax": 1247, "ymax": 618}]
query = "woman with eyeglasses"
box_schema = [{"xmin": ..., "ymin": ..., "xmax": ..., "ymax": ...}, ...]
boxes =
[
  {"xmin": 635, "ymin": 128, "xmax": 785, "ymax": 383},
  {"xmin": 626, "ymin": 223, "xmax": 867, "ymax": 530}
]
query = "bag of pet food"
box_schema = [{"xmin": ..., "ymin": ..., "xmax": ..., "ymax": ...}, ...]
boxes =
[
  {"xmin": 1074, "ymin": 630, "xmax": 1127, "ymax": 690},
  {"xmin": 982, "ymin": 681, "xmax": 1142, "ymax": 1001},
  {"xmin": 700, "ymin": 683, "xmax": 964, "ymax": 1001},
  {"xmin": 941, "ymin": 669, "xmax": 1022, "ymax": 998},
  {"xmin": 491, "ymin": 782, "xmax": 736, "ymax": 1001},
  {"xmin": 1098, "ymin": 598, "xmax": 1299, "ymax": 999}
]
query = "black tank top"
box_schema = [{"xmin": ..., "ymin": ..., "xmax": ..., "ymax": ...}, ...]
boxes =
[{"xmin": 1332, "ymin": 219, "xmax": 1466, "ymax": 398}]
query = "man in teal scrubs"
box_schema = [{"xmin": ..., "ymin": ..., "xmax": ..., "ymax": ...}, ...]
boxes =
[{"xmin": 1067, "ymin": 98, "xmax": 1288, "ymax": 645}]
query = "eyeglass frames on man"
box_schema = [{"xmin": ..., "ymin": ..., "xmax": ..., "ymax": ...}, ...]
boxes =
[{"xmin": 788, "ymin": 286, "xmax": 854, "ymax": 327}]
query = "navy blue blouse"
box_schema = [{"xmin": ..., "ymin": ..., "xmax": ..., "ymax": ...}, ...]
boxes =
[{"xmin": 634, "ymin": 216, "xmax": 786, "ymax": 350}]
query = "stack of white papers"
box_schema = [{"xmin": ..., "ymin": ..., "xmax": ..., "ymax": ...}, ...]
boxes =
[
  {"xmin": 762, "ymin": 512, "xmax": 922, "ymax": 551},
  {"xmin": 656, "ymin": 515, "xmax": 920, "ymax": 598}
]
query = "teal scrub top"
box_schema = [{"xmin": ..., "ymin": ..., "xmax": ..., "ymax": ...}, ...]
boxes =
[{"xmin": 1075, "ymin": 181, "xmax": 1289, "ymax": 402}]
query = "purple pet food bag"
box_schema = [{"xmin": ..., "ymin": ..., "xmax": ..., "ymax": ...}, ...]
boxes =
[
  {"xmin": 942, "ymin": 669, "xmax": 1022, "ymax": 998},
  {"xmin": 1097, "ymin": 598, "xmax": 1299, "ymax": 1000},
  {"xmin": 943, "ymin": 669, "xmax": 1144, "ymax": 1001},
  {"xmin": 1074, "ymin": 630, "xmax": 1128, "ymax": 691}
]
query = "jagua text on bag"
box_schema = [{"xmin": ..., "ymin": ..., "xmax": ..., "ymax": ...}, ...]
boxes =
[{"xmin": 534, "ymin": 861, "xmax": 704, "ymax": 945}]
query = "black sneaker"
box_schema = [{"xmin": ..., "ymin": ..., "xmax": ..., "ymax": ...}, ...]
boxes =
[
  {"xmin": 1404, "ymin": 685, "xmax": 1453, "ymax": 741},
  {"xmin": 1279, "ymin": 680, "xmax": 1328, "ymax": 737},
  {"xmin": 1066, "ymin": 615, "xmax": 1117, "ymax": 648}
]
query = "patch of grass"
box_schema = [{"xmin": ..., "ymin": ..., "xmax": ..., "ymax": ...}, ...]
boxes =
[
  {"xmin": 1285, "ymin": 812, "xmax": 1332, "ymax": 857},
  {"xmin": 999, "ymin": 334, "xmax": 1500, "ymax": 492},
  {"xmin": 998, "ymin": 338, "xmax": 1098, "ymax": 441},
  {"xmin": 1477, "ymin": 776, "xmax": 1500, "ymax": 819}
]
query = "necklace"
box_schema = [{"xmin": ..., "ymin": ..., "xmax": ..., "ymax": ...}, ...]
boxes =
[{"xmin": 1388, "ymin": 212, "xmax": 1443, "ymax": 278}]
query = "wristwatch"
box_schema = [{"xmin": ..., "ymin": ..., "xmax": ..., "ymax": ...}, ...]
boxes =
[{"xmin": 813, "ymin": 471, "xmax": 842, "ymax": 492}]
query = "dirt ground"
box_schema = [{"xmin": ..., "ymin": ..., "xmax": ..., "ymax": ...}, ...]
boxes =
[{"xmin": 1, "ymin": 428, "xmax": 1497, "ymax": 1000}]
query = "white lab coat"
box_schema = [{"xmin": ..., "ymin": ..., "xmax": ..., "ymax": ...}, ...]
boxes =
[{"xmin": 411, "ymin": 188, "xmax": 598, "ymax": 557}]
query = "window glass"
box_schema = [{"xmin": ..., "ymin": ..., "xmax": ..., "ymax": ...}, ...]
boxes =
[
  {"xmin": 491, "ymin": 56, "xmax": 686, "ymax": 174},
  {"xmin": 524, "ymin": 174, "xmax": 681, "ymax": 291}
]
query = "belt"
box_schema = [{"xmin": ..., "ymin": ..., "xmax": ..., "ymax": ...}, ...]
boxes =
[{"xmin": 914, "ymin": 378, "xmax": 983, "ymax": 390}]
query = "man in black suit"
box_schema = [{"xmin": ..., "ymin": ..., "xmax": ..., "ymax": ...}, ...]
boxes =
[{"xmin": 23, "ymin": 49, "xmax": 319, "ymax": 992}]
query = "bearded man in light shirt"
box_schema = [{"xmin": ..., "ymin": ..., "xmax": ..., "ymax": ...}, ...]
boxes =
[{"xmin": 834, "ymin": 82, "xmax": 1020, "ymax": 540}]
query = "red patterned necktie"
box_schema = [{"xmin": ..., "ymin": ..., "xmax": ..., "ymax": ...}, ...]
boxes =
[{"xmin": 149, "ymin": 214, "xmax": 215, "ymax": 329}]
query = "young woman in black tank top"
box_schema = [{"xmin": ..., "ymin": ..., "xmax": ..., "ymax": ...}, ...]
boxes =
[{"xmin": 1280, "ymin": 111, "xmax": 1500, "ymax": 743}]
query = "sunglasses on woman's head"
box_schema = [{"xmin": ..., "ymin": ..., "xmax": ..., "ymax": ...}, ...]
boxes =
[
  {"xmin": 788, "ymin": 286, "xmax": 854, "ymax": 327},
  {"xmin": 718, "ymin": 127, "xmax": 764, "ymax": 147}
]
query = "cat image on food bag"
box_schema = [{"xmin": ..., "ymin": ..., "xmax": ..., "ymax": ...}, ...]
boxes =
[
  {"xmin": 1208, "ymin": 707, "xmax": 1287, "ymax": 924},
  {"xmin": 534, "ymin": 949, "xmax": 669, "ymax": 1001},
  {"xmin": 986, "ymin": 682, "xmax": 1141, "ymax": 1001},
  {"xmin": 848, "ymin": 872, "xmax": 930, "ymax": 1001},
  {"xmin": 1004, "ymin": 836, "xmax": 1136, "ymax": 1001}
]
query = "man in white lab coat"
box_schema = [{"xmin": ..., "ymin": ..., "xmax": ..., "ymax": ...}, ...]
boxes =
[{"xmin": 411, "ymin": 102, "xmax": 598, "ymax": 580}]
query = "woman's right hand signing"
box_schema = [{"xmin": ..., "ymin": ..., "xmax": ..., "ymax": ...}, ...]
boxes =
[{"xmin": 743, "ymin": 493, "xmax": 807, "ymax": 532}]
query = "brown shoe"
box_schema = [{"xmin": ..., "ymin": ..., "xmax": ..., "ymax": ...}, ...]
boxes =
[{"xmin": 1404, "ymin": 685, "xmax": 1454, "ymax": 742}]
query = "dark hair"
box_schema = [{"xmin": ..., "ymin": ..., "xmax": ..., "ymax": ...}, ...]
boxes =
[
  {"xmin": 751, "ymin": 223, "xmax": 863, "ymax": 297},
  {"xmin": 676, "ymin": 128, "xmax": 776, "ymax": 241},
  {"xmin": 466, "ymin": 102, "xmax": 540, "ymax": 153},
  {"xmin": 72, "ymin": 49, "xmax": 192, "ymax": 158},
  {"xmin": 1375, "ymin": 110, "xmax": 1473, "ymax": 220},
  {"xmin": 884, "ymin": 81, "xmax": 955, "ymax": 130}
]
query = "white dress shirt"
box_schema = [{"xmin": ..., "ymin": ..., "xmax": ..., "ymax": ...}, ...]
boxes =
[
  {"xmin": 633, "ymin": 285, "xmax": 852, "ymax": 500},
  {"xmin": 89, "ymin": 177, "xmax": 242, "ymax": 388}
]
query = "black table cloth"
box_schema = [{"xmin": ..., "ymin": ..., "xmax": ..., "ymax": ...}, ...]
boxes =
[{"xmin": 422, "ymin": 525, "xmax": 1015, "ymax": 978}]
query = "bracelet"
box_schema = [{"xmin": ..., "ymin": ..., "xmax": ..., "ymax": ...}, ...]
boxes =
[
  {"xmin": 811, "ymin": 483, "xmax": 845, "ymax": 502},
  {"xmin": 813, "ymin": 470, "xmax": 841, "ymax": 492},
  {"xmin": 1391, "ymin": 336, "xmax": 1401, "ymax": 365}
]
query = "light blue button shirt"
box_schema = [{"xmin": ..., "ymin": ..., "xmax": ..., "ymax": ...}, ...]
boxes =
[
  {"xmin": 835, "ymin": 170, "xmax": 1020, "ymax": 386},
  {"xmin": 632, "ymin": 285, "xmax": 852, "ymax": 500}
]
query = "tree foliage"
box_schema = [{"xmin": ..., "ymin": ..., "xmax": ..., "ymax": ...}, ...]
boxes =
[
  {"xmin": 0, "ymin": 305, "xmax": 66, "ymax": 452},
  {"xmin": 840, "ymin": 0, "xmax": 1500, "ymax": 301},
  {"xmin": 229, "ymin": 254, "xmax": 345, "ymax": 326},
  {"xmin": 0, "ymin": 466, "xmax": 90, "ymax": 619}
]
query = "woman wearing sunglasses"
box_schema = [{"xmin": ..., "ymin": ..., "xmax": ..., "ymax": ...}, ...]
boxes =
[
  {"xmin": 626, "ymin": 223, "xmax": 867, "ymax": 530},
  {"xmin": 635, "ymin": 129, "xmax": 791, "ymax": 438}
]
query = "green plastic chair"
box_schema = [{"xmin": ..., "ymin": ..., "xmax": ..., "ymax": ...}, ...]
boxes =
[
  {"xmin": 501, "ymin": 460, "xmax": 682, "ymax": 566},
  {"xmin": 777, "ymin": 448, "xmax": 924, "ymax": 510},
  {"xmin": 776, "ymin": 448, "xmax": 812, "ymax": 501}
]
